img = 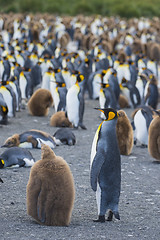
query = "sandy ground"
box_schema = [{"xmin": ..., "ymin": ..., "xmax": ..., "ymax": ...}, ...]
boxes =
[{"xmin": 0, "ymin": 97, "xmax": 160, "ymax": 240}]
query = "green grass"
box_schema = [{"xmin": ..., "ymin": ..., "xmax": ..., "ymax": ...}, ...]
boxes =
[{"xmin": 0, "ymin": 0, "xmax": 160, "ymax": 18}]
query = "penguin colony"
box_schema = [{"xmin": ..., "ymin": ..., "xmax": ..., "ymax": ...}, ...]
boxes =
[{"xmin": 0, "ymin": 13, "xmax": 160, "ymax": 225}]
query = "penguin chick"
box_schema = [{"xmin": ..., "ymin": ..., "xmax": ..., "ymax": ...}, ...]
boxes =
[
  {"xmin": 53, "ymin": 128, "xmax": 76, "ymax": 146},
  {"xmin": 26, "ymin": 144, "xmax": 75, "ymax": 226},
  {"xmin": 116, "ymin": 110, "xmax": 133, "ymax": 155},
  {"xmin": 50, "ymin": 111, "xmax": 73, "ymax": 128},
  {"xmin": 90, "ymin": 108, "xmax": 121, "ymax": 222},
  {"xmin": 118, "ymin": 94, "xmax": 130, "ymax": 109},
  {"xmin": 27, "ymin": 88, "xmax": 53, "ymax": 116},
  {"xmin": 0, "ymin": 147, "xmax": 35, "ymax": 168},
  {"xmin": 1, "ymin": 129, "xmax": 56, "ymax": 149},
  {"xmin": 148, "ymin": 114, "xmax": 160, "ymax": 161}
]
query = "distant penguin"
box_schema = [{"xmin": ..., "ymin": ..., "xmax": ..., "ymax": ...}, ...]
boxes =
[
  {"xmin": 52, "ymin": 82, "xmax": 67, "ymax": 112},
  {"xmin": 0, "ymin": 177, "xmax": 3, "ymax": 183},
  {"xmin": 27, "ymin": 88, "xmax": 53, "ymax": 116},
  {"xmin": 0, "ymin": 85, "xmax": 16, "ymax": 117},
  {"xmin": 26, "ymin": 144, "xmax": 75, "ymax": 226},
  {"xmin": 132, "ymin": 106, "xmax": 154, "ymax": 147},
  {"xmin": 148, "ymin": 113, "xmax": 160, "ymax": 161},
  {"xmin": 144, "ymin": 74, "xmax": 159, "ymax": 109},
  {"xmin": 0, "ymin": 147, "xmax": 35, "ymax": 168},
  {"xmin": 116, "ymin": 110, "xmax": 133, "ymax": 155},
  {"xmin": 19, "ymin": 70, "xmax": 33, "ymax": 102},
  {"xmin": 66, "ymin": 73, "xmax": 86, "ymax": 129},
  {"xmin": 99, "ymin": 83, "xmax": 118, "ymax": 119},
  {"xmin": 1, "ymin": 129, "xmax": 56, "ymax": 149},
  {"xmin": 90, "ymin": 108, "xmax": 121, "ymax": 222},
  {"xmin": 120, "ymin": 78, "xmax": 141, "ymax": 108},
  {"xmin": 0, "ymin": 93, "xmax": 8, "ymax": 124},
  {"xmin": 118, "ymin": 94, "xmax": 130, "ymax": 109},
  {"xmin": 50, "ymin": 111, "xmax": 73, "ymax": 128},
  {"xmin": 87, "ymin": 71, "xmax": 101, "ymax": 99},
  {"xmin": 53, "ymin": 128, "xmax": 76, "ymax": 146}
]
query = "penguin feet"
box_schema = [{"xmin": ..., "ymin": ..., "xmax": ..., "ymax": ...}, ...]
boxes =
[
  {"xmin": 106, "ymin": 210, "xmax": 113, "ymax": 221},
  {"xmin": 78, "ymin": 123, "xmax": 87, "ymax": 130},
  {"xmin": 140, "ymin": 144, "xmax": 148, "ymax": 148},
  {"xmin": 93, "ymin": 215, "xmax": 105, "ymax": 223}
]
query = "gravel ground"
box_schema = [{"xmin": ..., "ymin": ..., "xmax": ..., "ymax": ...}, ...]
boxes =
[{"xmin": 0, "ymin": 97, "xmax": 160, "ymax": 240}]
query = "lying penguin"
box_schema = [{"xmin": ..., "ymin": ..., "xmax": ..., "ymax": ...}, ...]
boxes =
[
  {"xmin": 53, "ymin": 128, "xmax": 76, "ymax": 146},
  {"xmin": 0, "ymin": 147, "xmax": 35, "ymax": 168},
  {"xmin": 1, "ymin": 129, "xmax": 56, "ymax": 149},
  {"xmin": 27, "ymin": 143, "xmax": 75, "ymax": 226}
]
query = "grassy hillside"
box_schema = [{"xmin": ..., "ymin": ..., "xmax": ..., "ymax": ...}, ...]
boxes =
[{"xmin": 0, "ymin": 0, "xmax": 160, "ymax": 18}]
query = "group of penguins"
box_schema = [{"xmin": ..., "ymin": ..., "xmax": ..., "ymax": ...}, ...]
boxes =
[{"xmin": 1, "ymin": 13, "xmax": 160, "ymax": 225}]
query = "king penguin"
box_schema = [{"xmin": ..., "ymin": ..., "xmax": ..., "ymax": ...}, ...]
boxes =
[
  {"xmin": 90, "ymin": 108, "xmax": 121, "ymax": 222},
  {"xmin": 1, "ymin": 129, "xmax": 56, "ymax": 149},
  {"xmin": 0, "ymin": 147, "xmax": 35, "ymax": 168},
  {"xmin": 66, "ymin": 73, "xmax": 86, "ymax": 129}
]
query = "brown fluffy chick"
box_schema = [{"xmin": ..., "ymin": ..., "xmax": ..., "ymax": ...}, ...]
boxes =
[
  {"xmin": 26, "ymin": 144, "xmax": 75, "ymax": 226},
  {"xmin": 116, "ymin": 110, "xmax": 134, "ymax": 155},
  {"xmin": 148, "ymin": 114, "xmax": 160, "ymax": 161},
  {"xmin": 50, "ymin": 111, "xmax": 73, "ymax": 128},
  {"xmin": 118, "ymin": 94, "xmax": 130, "ymax": 109},
  {"xmin": 27, "ymin": 88, "xmax": 53, "ymax": 116}
]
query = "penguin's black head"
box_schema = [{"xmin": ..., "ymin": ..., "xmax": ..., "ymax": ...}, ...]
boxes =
[
  {"xmin": 1, "ymin": 105, "xmax": 8, "ymax": 116},
  {"xmin": 0, "ymin": 159, "xmax": 4, "ymax": 169},
  {"xmin": 95, "ymin": 107, "xmax": 118, "ymax": 121},
  {"xmin": 100, "ymin": 83, "xmax": 110, "ymax": 89},
  {"xmin": 77, "ymin": 74, "xmax": 84, "ymax": 83}
]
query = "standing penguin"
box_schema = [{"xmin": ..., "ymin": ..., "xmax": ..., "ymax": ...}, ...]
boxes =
[
  {"xmin": 66, "ymin": 73, "xmax": 86, "ymax": 129},
  {"xmin": 132, "ymin": 106, "xmax": 154, "ymax": 147},
  {"xmin": 26, "ymin": 144, "xmax": 75, "ymax": 226},
  {"xmin": 90, "ymin": 108, "xmax": 121, "ymax": 222},
  {"xmin": 99, "ymin": 83, "xmax": 118, "ymax": 119}
]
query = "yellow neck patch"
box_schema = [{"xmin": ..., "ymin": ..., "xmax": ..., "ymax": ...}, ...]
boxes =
[
  {"xmin": 2, "ymin": 106, "xmax": 7, "ymax": 112},
  {"xmin": 1, "ymin": 159, "xmax": 4, "ymax": 165}
]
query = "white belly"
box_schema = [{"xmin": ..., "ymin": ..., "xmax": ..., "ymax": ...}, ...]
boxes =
[
  {"xmin": 134, "ymin": 110, "xmax": 148, "ymax": 145},
  {"xmin": 66, "ymin": 85, "xmax": 80, "ymax": 127}
]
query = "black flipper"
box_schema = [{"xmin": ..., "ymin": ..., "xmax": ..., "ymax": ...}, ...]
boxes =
[
  {"xmin": 17, "ymin": 158, "xmax": 25, "ymax": 167},
  {"xmin": 90, "ymin": 151, "xmax": 105, "ymax": 191}
]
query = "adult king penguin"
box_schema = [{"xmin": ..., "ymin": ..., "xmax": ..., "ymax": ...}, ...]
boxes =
[{"xmin": 90, "ymin": 108, "xmax": 121, "ymax": 222}]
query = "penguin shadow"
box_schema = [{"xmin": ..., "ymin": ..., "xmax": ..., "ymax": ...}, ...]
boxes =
[{"xmin": 152, "ymin": 160, "xmax": 160, "ymax": 164}]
